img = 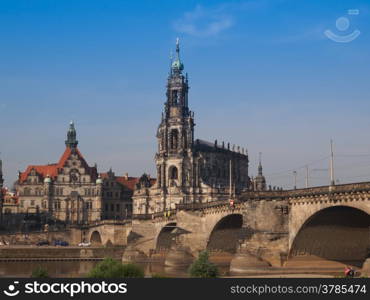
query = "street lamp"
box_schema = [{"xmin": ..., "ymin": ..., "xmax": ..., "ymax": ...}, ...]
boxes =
[{"xmin": 293, "ymin": 171, "xmax": 297, "ymax": 190}]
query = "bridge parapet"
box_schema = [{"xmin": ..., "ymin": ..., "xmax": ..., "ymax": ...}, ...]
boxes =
[
  {"xmin": 76, "ymin": 219, "xmax": 131, "ymax": 229},
  {"xmin": 177, "ymin": 200, "xmax": 240, "ymax": 210},
  {"xmin": 132, "ymin": 200, "xmax": 242, "ymax": 220},
  {"xmin": 132, "ymin": 210, "xmax": 177, "ymax": 221},
  {"xmin": 240, "ymin": 181, "xmax": 370, "ymax": 202},
  {"xmin": 287, "ymin": 182, "xmax": 370, "ymax": 198}
]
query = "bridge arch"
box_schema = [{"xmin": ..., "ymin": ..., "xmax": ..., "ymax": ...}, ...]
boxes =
[
  {"xmin": 156, "ymin": 222, "xmax": 177, "ymax": 250},
  {"xmin": 90, "ymin": 230, "xmax": 102, "ymax": 246},
  {"xmin": 207, "ymin": 214, "xmax": 243, "ymax": 253},
  {"xmin": 290, "ymin": 205, "xmax": 370, "ymax": 267},
  {"xmin": 289, "ymin": 201, "xmax": 370, "ymax": 250}
]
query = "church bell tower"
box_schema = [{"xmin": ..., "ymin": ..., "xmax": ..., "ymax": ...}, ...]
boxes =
[{"xmin": 155, "ymin": 38, "xmax": 195, "ymax": 195}]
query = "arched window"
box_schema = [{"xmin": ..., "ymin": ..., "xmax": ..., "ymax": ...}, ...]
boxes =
[
  {"xmin": 169, "ymin": 166, "xmax": 178, "ymax": 180},
  {"xmin": 170, "ymin": 129, "xmax": 178, "ymax": 150}
]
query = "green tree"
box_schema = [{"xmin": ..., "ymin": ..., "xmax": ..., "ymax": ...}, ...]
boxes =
[
  {"xmin": 31, "ymin": 266, "xmax": 49, "ymax": 278},
  {"xmin": 88, "ymin": 258, "xmax": 144, "ymax": 278},
  {"xmin": 188, "ymin": 251, "xmax": 218, "ymax": 278}
]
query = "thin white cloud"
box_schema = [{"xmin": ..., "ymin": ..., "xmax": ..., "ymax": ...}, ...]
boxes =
[
  {"xmin": 174, "ymin": 4, "xmax": 234, "ymax": 37},
  {"xmin": 270, "ymin": 25, "xmax": 328, "ymax": 44}
]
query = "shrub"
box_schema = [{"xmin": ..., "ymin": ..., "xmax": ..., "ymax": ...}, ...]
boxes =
[
  {"xmin": 88, "ymin": 258, "xmax": 144, "ymax": 278},
  {"xmin": 119, "ymin": 263, "xmax": 145, "ymax": 278},
  {"xmin": 188, "ymin": 251, "xmax": 218, "ymax": 278},
  {"xmin": 31, "ymin": 266, "xmax": 49, "ymax": 278}
]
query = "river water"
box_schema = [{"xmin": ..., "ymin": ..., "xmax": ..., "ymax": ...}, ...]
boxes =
[
  {"xmin": 0, "ymin": 261, "xmax": 210, "ymax": 278},
  {"xmin": 0, "ymin": 260, "xmax": 233, "ymax": 278}
]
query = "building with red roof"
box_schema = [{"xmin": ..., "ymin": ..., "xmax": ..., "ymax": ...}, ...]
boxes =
[{"xmin": 14, "ymin": 122, "xmax": 141, "ymax": 224}]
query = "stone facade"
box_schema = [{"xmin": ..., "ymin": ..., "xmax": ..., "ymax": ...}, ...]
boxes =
[
  {"xmin": 1, "ymin": 188, "xmax": 19, "ymax": 214},
  {"xmin": 14, "ymin": 122, "xmax": 137, "ymax": 224},
  {"xmin": 133, "ymin": 39, "xmax": 251, "ymax": 215}
]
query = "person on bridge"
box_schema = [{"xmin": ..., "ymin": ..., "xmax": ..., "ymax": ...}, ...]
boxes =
[{"xmin": 344, "ymin": 266, "xmax": 355, "ymax": 278}]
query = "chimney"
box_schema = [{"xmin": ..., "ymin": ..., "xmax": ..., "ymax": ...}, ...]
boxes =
[{"xmin": 124, "ymin": 172, "xmax": 129, "ymax": 180}]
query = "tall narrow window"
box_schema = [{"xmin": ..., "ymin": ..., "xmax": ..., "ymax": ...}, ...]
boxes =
[
  {"xmin": 161, "ymin": 131, "xmax": 165, "ymax": 150},
  {"xmin": 183, "ymin": 130, "xmax": 187, "ymax": 148},
  {"xmin": 170, "ymin": 129, "xmax": 178, "ymax": 150},
  {"xmin": 172, "ymin": 90, "xmax": 178, "ymax": 104}
]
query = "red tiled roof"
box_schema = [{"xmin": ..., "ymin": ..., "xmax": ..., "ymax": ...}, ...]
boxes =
[
  {"xmin": 99, "ymin": 173, "xmax": 156, "ymax": 191},
  {"xmin": 116, "ymin": 176, "xmax": 140, "ymax": 191},
  {"xmin": 19, "ymin": 147, "xmax": 97, "ymax": 183},
  {"xmin": 119, "ymin": 176, "xmax": 157, "ymax": 190}
]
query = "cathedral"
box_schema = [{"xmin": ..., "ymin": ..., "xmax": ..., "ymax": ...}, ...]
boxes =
[
  {"xmin": 133, "ymin": 40, "xmax": 261, "ymax": 215},
  {"xmin": 1, "ymin": 39, "xmax": 268, "ymax": 225},
  {"xmin": 14, "ymin": 122, "xmax": 137, "ymax": 224}
]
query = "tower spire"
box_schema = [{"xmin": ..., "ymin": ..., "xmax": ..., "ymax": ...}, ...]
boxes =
[
  {"xmin": 65, "ymin": 121, "xmax": 78, "ymax": 149},
  {"xmin": 171, "ymin": 38, "xmax": 184, "ymax": 74},
  {"xmin": 255, "ymin": 152, "xmax": 266, "ymax": 191},
  {"xmin": 258, "ymin": 152, "xmax": 263, "ymax": 176},
  {"xmin": 176, "ymin": 37, "xmax": 180, "ymax": 60}
]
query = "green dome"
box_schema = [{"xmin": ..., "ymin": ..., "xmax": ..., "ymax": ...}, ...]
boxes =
[{"xmin": 172, "ymin": 59, "xmax": 184, "ymax": 71}]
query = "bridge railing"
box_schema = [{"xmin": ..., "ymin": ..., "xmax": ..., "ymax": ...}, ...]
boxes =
[
  {"xmin": 132, "ymin": 209, "xmax": 178, "ymax": 220},
  {"xmin": 132, "ymin": 200, "xmax": 240, "ymax": 219},
  {"xmin": 283, "ymin": 182, "xmax": 370, "ymax": 198},
  {"xmin": 176, "ymin": 200, "xmax": 236, "ymax": 210},
  {"xmin": 241, "ymin": 181, "xmax": 370, "ymax": 201},
  {"xmin": 84, "ymin": 219, "xmax": 132, "ymax": 228}
]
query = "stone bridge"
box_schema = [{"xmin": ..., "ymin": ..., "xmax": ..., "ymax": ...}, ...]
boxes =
[
  {"xmin": 128, "ymin": 181, "xmax": 370, "ymax": 269},
  {"xmin": 68, "ymin": 220, "xmax": 131, "ymax": 247},
  {"xmin": 0, "ymin": 220, "xmax": 131, "ymax": 248}
]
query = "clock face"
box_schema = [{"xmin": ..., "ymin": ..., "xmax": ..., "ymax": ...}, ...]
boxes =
[{"xmin": 70, "ymin": 169, "xmax": 79, "ymax": 183}]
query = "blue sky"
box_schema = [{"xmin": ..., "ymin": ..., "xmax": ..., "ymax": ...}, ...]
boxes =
[{"xmin": 1, "ymin": 0, "xmax": 370, "ymax": 189}]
